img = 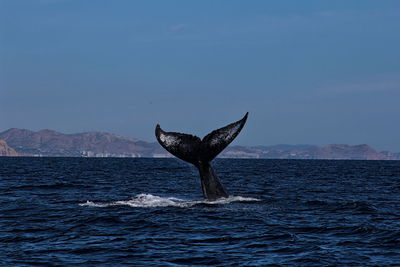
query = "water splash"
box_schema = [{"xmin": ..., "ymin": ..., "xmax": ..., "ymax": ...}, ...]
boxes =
[{"xmin": 79, "ymin": 194, "xmax": 260, "ymax": 208}]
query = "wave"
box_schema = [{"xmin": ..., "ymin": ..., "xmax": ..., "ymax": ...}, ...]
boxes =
[{"xmin": 79, "ymin": 194, "xmax": 260, "ymax": 208}]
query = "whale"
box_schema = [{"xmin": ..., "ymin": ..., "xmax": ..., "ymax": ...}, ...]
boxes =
[{"xmin": 155, "ymin": 112, "xmax": 248, "ymax": 200}]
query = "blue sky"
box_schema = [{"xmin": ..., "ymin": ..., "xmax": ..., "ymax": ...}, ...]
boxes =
[{"xmin": 1, "ymin": 0, "xmax": 399, "ymax": 151}]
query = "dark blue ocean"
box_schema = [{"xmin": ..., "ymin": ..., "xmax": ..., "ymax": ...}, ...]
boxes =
[{"xmin": 1, "ymin": 158, "xmax": 400, "ymax": 266}]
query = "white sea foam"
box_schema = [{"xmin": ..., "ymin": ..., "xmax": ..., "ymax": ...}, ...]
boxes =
[
  {"xmin": 79, "ymin": 194, "xmax": 260, "ymax": 208},
  {"xmin": 79, "ymin": 201, "xmax": 110, "ymax": 207}
]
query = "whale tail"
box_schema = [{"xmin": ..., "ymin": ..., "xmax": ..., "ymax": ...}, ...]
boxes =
[
  {"xmin": 155, "ymin": 112, "xmax": 248, "ymax": 200},
  {"xmin": 155, "ymin": 112, "xmax": 248, "ymax": 165}
]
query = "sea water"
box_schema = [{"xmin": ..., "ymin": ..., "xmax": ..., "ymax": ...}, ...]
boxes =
[{"xmin": 1, "ymin": 158, "xmax": 399, "ymax": 266}]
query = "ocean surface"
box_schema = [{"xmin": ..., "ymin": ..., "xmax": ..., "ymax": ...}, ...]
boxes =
[{"xmin": 1, "ymin": 158, "xmax": 400, "ymax": 266}]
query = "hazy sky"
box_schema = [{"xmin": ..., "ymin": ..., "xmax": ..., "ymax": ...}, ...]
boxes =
[{"xmin": 1, "ymin": 0, "xmax": 399, "ymax": 151}]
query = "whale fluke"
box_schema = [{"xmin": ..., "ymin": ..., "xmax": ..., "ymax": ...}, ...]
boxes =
[{"xmin": 155, "ymin": 112, "xmax": 248, "ymax": 200}]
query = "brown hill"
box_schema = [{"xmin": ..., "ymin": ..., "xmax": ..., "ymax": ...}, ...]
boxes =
[
  {"xmin": 0, "ymin": 139, "xmax": 18, "ymax": 156},
  {"xmin": 0, "ymin": 128, "xmax": 162, "ymax": 157}
]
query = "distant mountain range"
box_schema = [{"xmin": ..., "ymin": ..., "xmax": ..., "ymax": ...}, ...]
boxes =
[
  {"xmin": 0, "ymin": 128, "xmax": 399, "ymax": 160},
  {"xmin": 0, "ymin": 128, "xmax": 162, "ymax": 157}
]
